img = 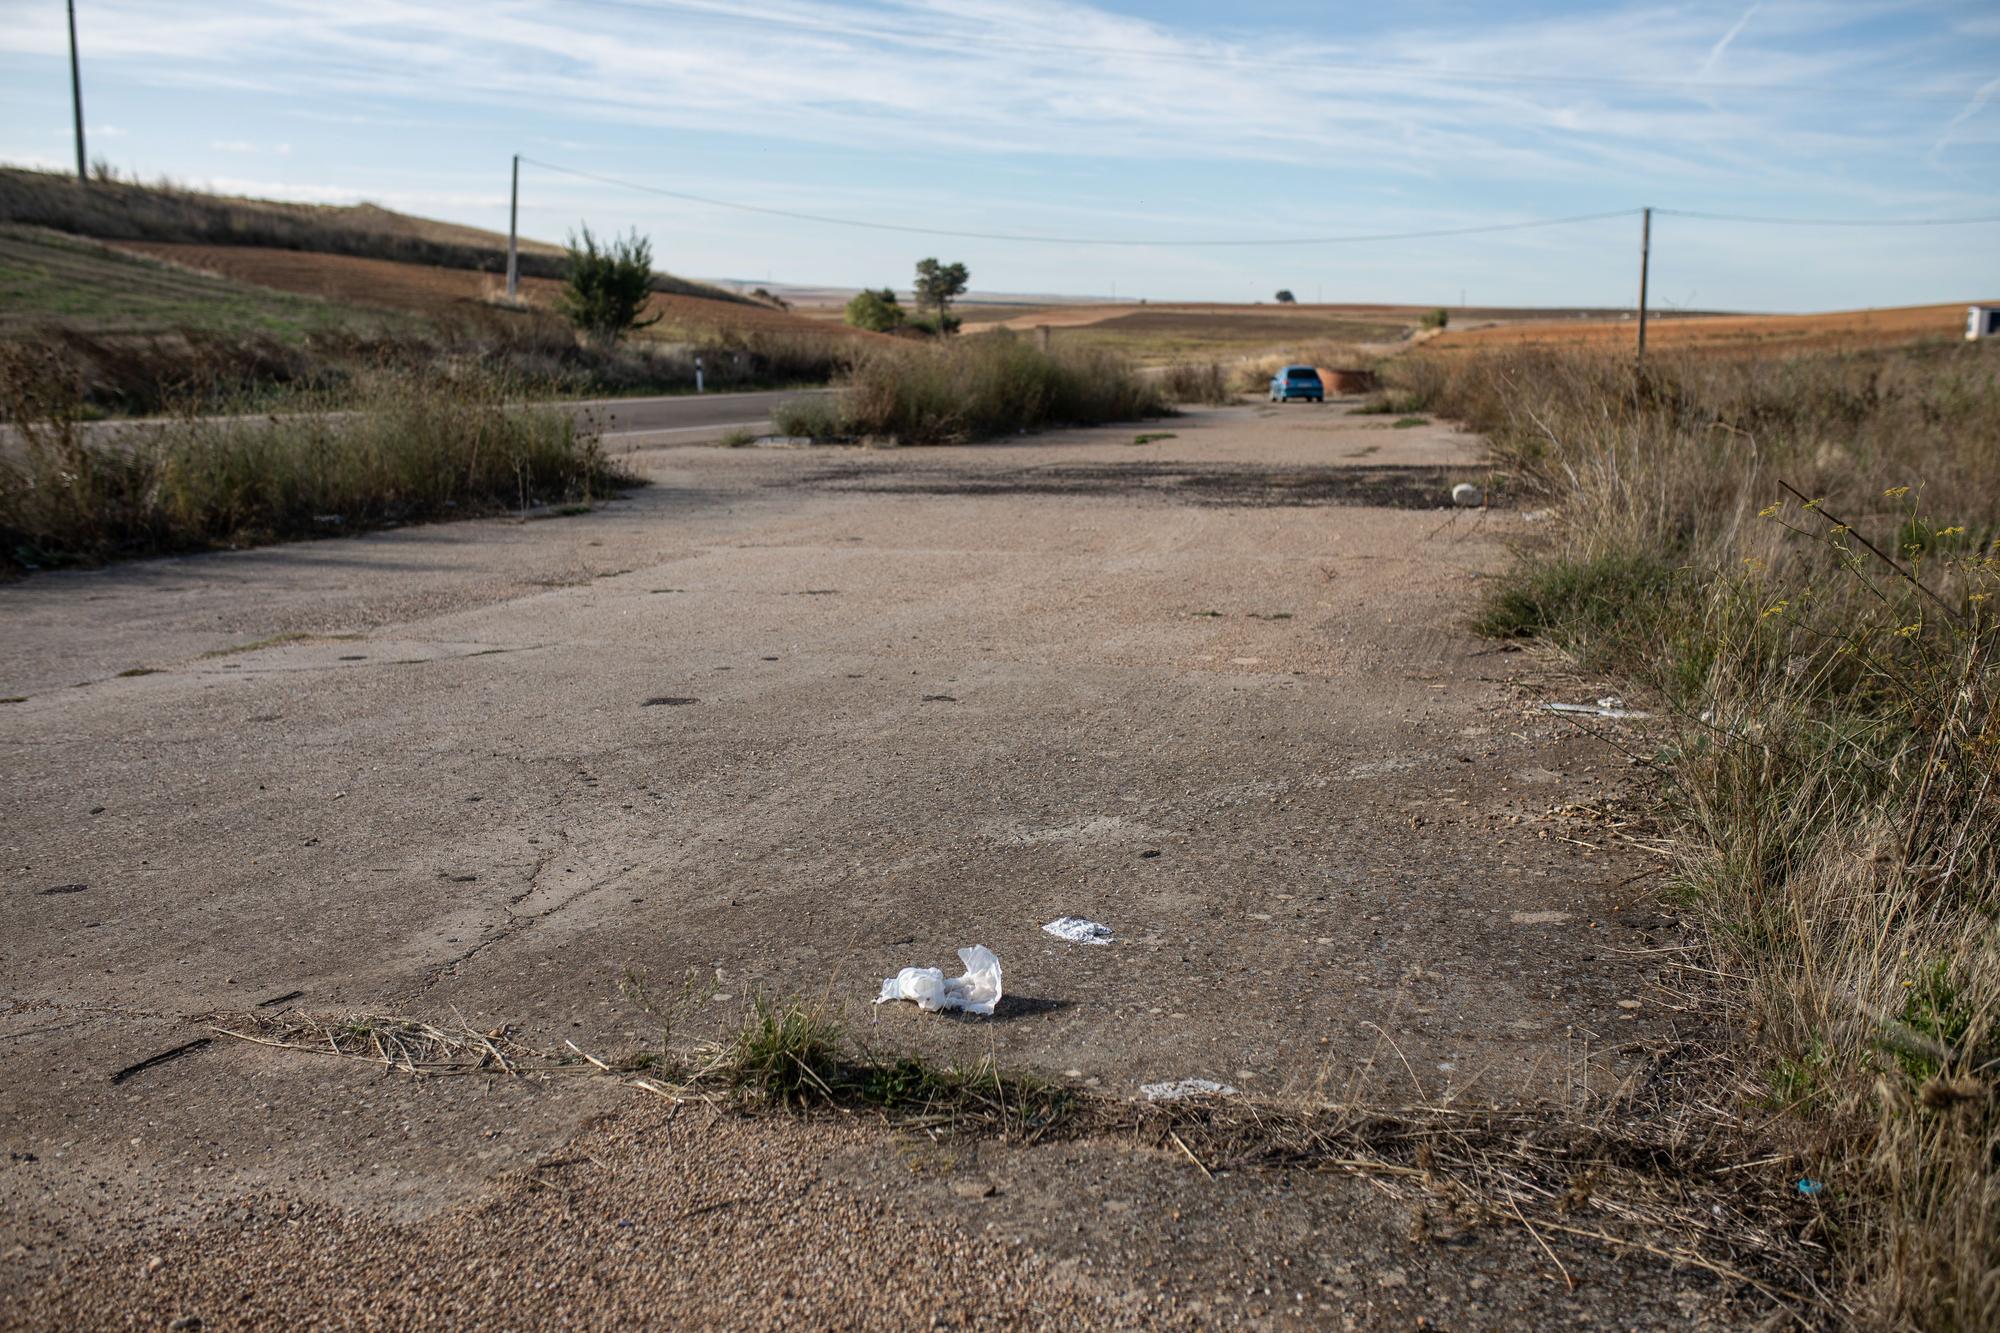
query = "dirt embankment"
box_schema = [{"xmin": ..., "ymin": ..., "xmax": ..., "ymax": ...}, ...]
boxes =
[{"xmin": 111, "ymin": 242, "xmax": 898, "ymax": 347}]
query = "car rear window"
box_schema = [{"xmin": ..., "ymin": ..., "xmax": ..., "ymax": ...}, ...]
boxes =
[{"xmin": 1287, "ymin": 368, "xmax": 1319, "ymax": 379}]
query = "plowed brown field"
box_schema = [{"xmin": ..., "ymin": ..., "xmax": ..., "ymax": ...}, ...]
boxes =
[
  {"xmin": 110, "ymin": 242, "xmax": 894, "ymax": 345},
  {"xmin": 1429, "ymin": 301, "xmax": 1977, "ymax": 355}
]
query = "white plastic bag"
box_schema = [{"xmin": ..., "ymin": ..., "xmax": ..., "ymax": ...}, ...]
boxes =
[{"xmin": 876, "ymin": 945, "xmax": 1004, "ymax": 1015}]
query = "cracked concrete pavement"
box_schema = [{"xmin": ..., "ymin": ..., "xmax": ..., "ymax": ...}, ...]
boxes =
[{"xmin": 1, "ymin": 402, "xmax": 1721, "ymax": 1327}]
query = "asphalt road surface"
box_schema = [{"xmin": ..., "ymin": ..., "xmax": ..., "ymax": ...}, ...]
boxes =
[
  {"xmin": 1, "ymin": 404, "xmax": 1740, "ymax": 1328},
  {"xmin": 581, "ymin": 387, "xmax": 829, "ymax": 444}
]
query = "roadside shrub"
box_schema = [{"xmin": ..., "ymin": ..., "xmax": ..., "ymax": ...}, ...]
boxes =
[
  {"xmin": 557, "ymin": 226, "xmax": 662, "ymax": 346},
  {"xmin": 844, "ymin": 287, "xmax": 905, "ymax": 333},
  {"xmin": 1421, "ymin": 308, "xmax": 1450, "ymax": 330},
  {"xmin": 0, "ymin": 348, "xmax": 633, "ymax": 569},
  {"xmin": 788, "ymin": 331, "xmax": 1168, "ymax": 444},
  {"xmin": 1160, "ymin": 360, "xmax": 1233, "ymax": 405},
  {"xmin": 1437, "ymin": 339, "xmax": 2000, "ymax": 1326}
]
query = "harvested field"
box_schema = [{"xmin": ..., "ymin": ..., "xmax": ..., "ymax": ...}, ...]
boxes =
[
  {"xmin": 109, "ymin": 242, "xmax": 895, "ymax": 349},
  {"xmin": 0, "ymin": 225, "xmax": 378, "ymax": 337},
  {"xmin": 957, "ymin": 302, "xmax": 1729, "ymax": 364},
  {"xmin": 1430, "ymin": 301, "xmax": 1978, "ymax": 355}
]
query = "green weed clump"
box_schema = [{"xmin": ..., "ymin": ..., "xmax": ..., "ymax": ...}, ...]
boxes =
[
  {"xmin": 0, "ymin": 348, "xmax": 634, "ymax": 569},
  {"xmin": 713, "ymin": 994, "xmax": 1073, "ymax": 1134},
  {"xmin": 772, "ymin": 330, "xmax": 1169, "ymax": 444},
  {"xmin": 724, "ymin": 995, "xmax": 846, "ymax": 1107},
  {"xmin": 1426, "ymin": 340, "xmax": 2000, "ymax": 1327}
]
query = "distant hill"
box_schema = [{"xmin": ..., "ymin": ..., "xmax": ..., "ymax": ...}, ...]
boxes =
[{"xmin": 0, "ymin": 166, "xmax": 746, "ymax": 305}]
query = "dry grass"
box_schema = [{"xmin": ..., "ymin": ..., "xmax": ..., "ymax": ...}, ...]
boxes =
[
  {"xmin": 772, "ymin": 330, "xmax": 1169, "ymax": 445},
  {"xmin": 1412, "ymin": 339, "xmax": 2000, "ymax": 1328},
  {"xmin": 1159, "ymin": 359, "xmax": 1234, "ymax": 405},
  {"xmin": 0, "ymin": 347, "xmax": 634, "ymax": 569},
  {"xmin": 3, "ymin": 311, "xmax": 848, "ymax": 418}
]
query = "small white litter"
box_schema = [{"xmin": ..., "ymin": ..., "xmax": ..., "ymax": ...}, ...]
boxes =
[
  {"xmin": 1042, "ymin": 916, "xmax": 1113, "ymax": 945},
  {"xmin": 1139, "ymin": 1077, "xmax": 1238, "ymax": 1102},
  {"xmin": 875, "ymin": 945, "xmax": 1004, "ymax": 1015},
  {"xmin": 1450, "ymin": 481, "xmax": 1484, "ymax": 508},
  {"xmin": 1543, "ymin": 696, "xmax": 1652, "ymax": 720}
]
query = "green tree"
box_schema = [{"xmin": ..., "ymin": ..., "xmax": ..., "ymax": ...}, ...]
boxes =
[
  {"xmin": 844, "ymin": 287, "xmax": 905, "ymax": 332},
  {"xmin": 913, "ymin": 258, "xmax": 970, "ymax": 329},
  {"xmin": 1274, "ymin": 289, "xmax": 1296, "ymax": 304},
  {"xmin": 558, "ymin": 226, "xmax": 661, "ymax": 345},
  {"xmin": 1421, "ymin": 307, "xmax": 1450, "ymax": 330}
]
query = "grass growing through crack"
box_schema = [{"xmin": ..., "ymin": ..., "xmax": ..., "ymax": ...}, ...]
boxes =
[
  {"xmin": 1411, "ymin": 338, "xmax": 2000, "ymax": 1327},
  {"xmin": 714, "ymin": 994, "xmax": 1074, "ymax": 1135},
  {"xmin": 211, "ymin": 995, "xmax": 1822, "ymax": 1302}
]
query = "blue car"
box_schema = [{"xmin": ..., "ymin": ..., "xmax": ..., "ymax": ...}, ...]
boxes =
[{"xmin": 1268, "ymin": 364, "xmax": 1324, "ymax": 402}]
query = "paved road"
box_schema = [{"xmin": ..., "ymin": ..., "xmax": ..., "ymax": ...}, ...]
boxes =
[
  {"xmin": 578, "ymin": 386, "xmax": 828, "ymax": 443},
  {"xmin": 1, "ymin": 405, "xmax": 1722, "ymax": 1327}
]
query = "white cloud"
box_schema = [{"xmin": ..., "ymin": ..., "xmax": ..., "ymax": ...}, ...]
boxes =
[{"xmin": 28, "ymin": 0, "xmax": 1988, "ymax": 188}]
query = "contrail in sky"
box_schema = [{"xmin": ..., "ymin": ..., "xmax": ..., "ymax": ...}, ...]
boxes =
[
  {"xmin": 1696, "ymin": 3, "xmax": 1760, "ymax": 77},
  {"xmin": 1930, "ymin": 73, "xmax": 2000, "ymax": 162}
]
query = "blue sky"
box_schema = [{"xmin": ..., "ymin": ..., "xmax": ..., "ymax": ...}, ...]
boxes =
[{"xmin": 3, "ymin": 0, "xmax": 1996, "ymax": 309}]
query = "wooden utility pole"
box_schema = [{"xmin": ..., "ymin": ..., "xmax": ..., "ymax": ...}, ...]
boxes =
[
  {"xmin": 1636, "ymin": 206, "xmax": 1652, "ymax": 361},
  {"xmin": 67, "ymin": 0, "xmax": 86, "ymax": 183},
  {"xmin": 505, "ymin": 154, "xmax": 520, "ymax": 301}
]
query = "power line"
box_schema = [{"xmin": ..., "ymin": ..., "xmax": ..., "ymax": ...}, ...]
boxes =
[
  {"xmin": 517, "ymin": 157, "xmax": 1637, "ymax": 247},
  {"xmin": 1656, "ymin": 207, "xmax": 2000, "ymax": 227}
]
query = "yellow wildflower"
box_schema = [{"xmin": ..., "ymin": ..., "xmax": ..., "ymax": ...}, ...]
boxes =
[
  {"xmin": 1762, "ymin": 600, "xmax": 1789, "ymax": 619},
  {"xmin": 1758, "ymin": 502, "xmax": 1782, "ymax": 518},
  {"xmin": 1884, "ymin": 486, "xmax": 1910, "ymax": 498}
]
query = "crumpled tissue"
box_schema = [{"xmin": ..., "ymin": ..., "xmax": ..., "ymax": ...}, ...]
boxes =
[
  {"xmin": 1042, "ymin": 916, "xmax": 1113, "ymax": 945},
  {"xmin": 1140, "ymin": 1077, "xmax": 1238, "ymax": 1102},
  {"xmin": 876, "ymin": 945, "xmax": 1004, "ymax": 1015}
]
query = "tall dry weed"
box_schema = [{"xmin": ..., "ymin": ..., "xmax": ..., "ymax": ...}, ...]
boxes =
[
  {"xmin": 0, "ymin": 347, "xmax": 631, "ymax": 569},
  {"xmin": 775, "ymin": 330, "xmax": 1168, "ymax": 444},
  {"xmin": 1421, "ymin": 340, "xmax": 2000, "ymax": 1326}
]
